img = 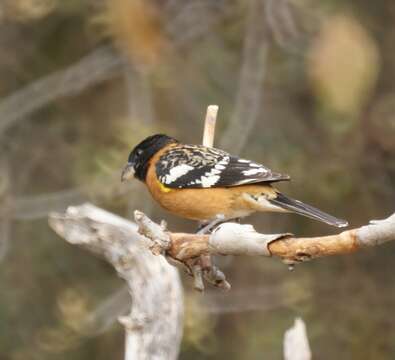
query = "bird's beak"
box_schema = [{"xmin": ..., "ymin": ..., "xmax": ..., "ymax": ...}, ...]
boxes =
[{"xmin": 121, "ymin": 163, "xmax": 135, "ymax": 182}]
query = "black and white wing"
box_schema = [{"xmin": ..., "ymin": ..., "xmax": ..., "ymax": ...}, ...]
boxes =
[{"xmin": 156, "ymin": 145, "xmax": 290, "ymax": 189}]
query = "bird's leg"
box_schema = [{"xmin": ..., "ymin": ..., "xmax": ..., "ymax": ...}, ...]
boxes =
[
  {"xmin": 203, "ymin": 265, "xmax": 229, "ymax": 290},
  {"xmin": 196, "ymin": 221, "xmax": 207, "ymax": 233},
  {"xmin": 196, "ymin": 220, "xmax": 218, "ymax": 234},
  {"xmin": 197, "ymin": 214, "xmax": 226, "ymax": 234},
  {"xmin": 189, "ymin": 260, "xmax": 204, "ymax": 291},
  {"xmin": 187, "ymin": 254, "xmax": 229, "ymax": 291},
  {"xmin": 199, "ymin": 254, "xmax": 212, "ymax": 271}
]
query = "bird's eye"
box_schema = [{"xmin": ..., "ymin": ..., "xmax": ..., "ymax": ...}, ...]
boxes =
[{"xmin": 137, "ymin": 149, "xmax": 143, "ymax": 156}]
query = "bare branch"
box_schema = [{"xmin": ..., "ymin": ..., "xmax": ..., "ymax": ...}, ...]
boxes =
[
  {"xmin": 283, "ymin": 318, "xmax": 312, "ymax": 360},
  {"xmin": 49, "ymin": 204, "xmax": 183, "ymax": 360},
  {"xmin": 202, "ymin": 105, "xmax": 218, "ymax": 147},
  {"xmin": 357, "ymin": 214, "xmax": 395, "ymax": 246},
  {"xmin": 134, "ymin": 211, "xmax": 395, "ymax": 288}
]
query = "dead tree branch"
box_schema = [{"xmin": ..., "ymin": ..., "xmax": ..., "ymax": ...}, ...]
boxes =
[
  {"xmin": 49, "ymin": 204, "xmax": 183, "ymax": 360},
  {"xmin": 135, "ymin": 211, "xmax": 395, "ymax": 287},
  {"xmin": 283, "ymin": 318, "xmax": 312, "ymax": 360},
  {"xmin": 202, "ymin": 105, "xmax": 218, "ymax": 147}
]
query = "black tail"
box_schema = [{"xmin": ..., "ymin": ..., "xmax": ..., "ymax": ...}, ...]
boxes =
[{"xmin": 269, "ymin": 193, "xmax": 348, "ymax": 228}]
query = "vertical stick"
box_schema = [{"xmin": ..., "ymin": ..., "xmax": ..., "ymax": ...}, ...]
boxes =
[
  {"xmin": 283, "ymin": 318, "xmax": 312, "ymax": 360},
  {"xmin": 202, "ymin": 105, "xmax": 219, "ymax": 147}
]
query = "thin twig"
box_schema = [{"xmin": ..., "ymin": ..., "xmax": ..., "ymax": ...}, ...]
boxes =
[{"xmin": 202, "ymin": 105, "xmax": 219, "ymax": 147}]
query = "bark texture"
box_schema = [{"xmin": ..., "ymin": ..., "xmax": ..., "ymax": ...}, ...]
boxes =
[{"xmin": 49, "ymin": 204, "xmax": 183, "ymax": 360}]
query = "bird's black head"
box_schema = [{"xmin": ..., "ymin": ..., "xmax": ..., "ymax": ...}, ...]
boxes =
[{"xmin": 121, "ymin": 134, "xmax": 178, "ymax": 182}]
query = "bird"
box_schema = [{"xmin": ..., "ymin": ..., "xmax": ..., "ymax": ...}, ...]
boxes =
[{"xmin": 121, "ymin": 134, "xmax": 348, "ymax": 230}]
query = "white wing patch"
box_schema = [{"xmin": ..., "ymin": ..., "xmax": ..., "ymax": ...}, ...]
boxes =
[
  {"xmin": 201, "ymin": 175, "xmax": 220, "ymax": 187},
  {"xmin": 237, "ymin": 159, "xmax": 268, "ymax": 176},
  {"xmin": 238, "ymin": 159, "xmax": 267, "ymax": 170},
  {"xmin": 163, "ymin": 164, "xmax": 194, "ymax": 184},
  {"xmin": 199, "ymin": 156, "xmax": 230, "ymax": 187},
  {"xmin": 242, "ymin": 168, "xmax": 266, "ymax": 176}
]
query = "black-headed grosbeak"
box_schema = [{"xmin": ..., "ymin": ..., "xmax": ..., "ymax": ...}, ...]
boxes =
[{"xmin": 121, "ymin": 134, "xmax": 348, "ymax": 228}]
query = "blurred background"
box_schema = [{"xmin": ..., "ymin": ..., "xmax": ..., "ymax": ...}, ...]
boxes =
[{"xmin": 0, "ymin": 0, "xmax": 394, "ymax": 359}]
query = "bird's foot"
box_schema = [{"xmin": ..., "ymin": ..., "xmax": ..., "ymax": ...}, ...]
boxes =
[
  {"xmin": 189, "ymin": 215, "xmax": 231, "ymax": 291},
  {"xmin": 186, "ymin": 255, "xmax": 230, "ymax": 291},
  {"xmin": 197, "ymin": 215, "xmax": 226, "ymax": 234}
]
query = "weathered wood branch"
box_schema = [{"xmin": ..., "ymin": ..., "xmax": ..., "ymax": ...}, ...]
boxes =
[
  {"xmin": 283, "ymin": 318, "xmax": 311, "ymax": 360},
  {"xmin": 202, "ymin": 105, "xmax": 218, "ymax": 147},
  {"xmin": 49, "ymin": 204, "xmax": 183, "ymax": 360},
  {"xmin": 135, "ymin": 211, "xmax": 395, "ymax": 287}
]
